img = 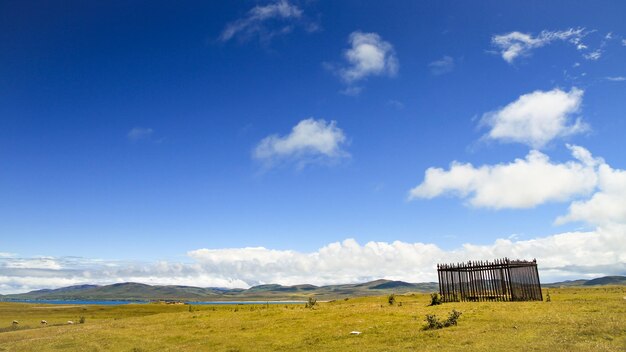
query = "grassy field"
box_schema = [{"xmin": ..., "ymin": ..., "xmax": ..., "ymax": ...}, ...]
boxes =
[{"xmin": 0, "ymin": 286, "xmax": 624, "ymax": 351}]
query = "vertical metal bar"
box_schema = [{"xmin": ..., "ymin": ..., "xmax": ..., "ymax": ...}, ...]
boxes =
[
  {"xmin": 478, "ymin": 261, "xmax": 485, "ymax": 301},
  {"xmin": 506, "ymin": 258, "xmax": 515, "ymax": 301},
  {"xmin": 437, "ymin": 264, "xmax": 442, "ymax": 298},
  {"xmin": 533, "ymin": 259, "xmax": 543, "ymax": 301}
]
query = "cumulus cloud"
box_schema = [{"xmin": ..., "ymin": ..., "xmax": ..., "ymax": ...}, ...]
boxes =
[
  {"xmin": 341, "ymin": 31, "xmax": 398, "ymax": 82},
  {"xmin": 409, "ymin": 145, "xmax": 600, "ymax": 209},
  {"xmin": 336, "ymin": 31, "xmax": 398, "ymax": 85},
  {"xmin": 491, "ymin": 28, "xmax": 586, "ymax": 63},
  {"xmin": 481, "ymin": 87, "xmax": 587, "ymax": 148},
  {"xmin": 428, "ymin": 56, "xmax": 455, "ymax": 75},
  {"xmin": 2, "ymin": 227, "xmax": 625, "ymax": 294},
  {"xmin": 253, "ymin": 118, "xmax": 348, "ymax": 167},
  {"xmin": 219, "ymin": 0, "xmax": 314, "ymax": 43},
  {"xmin": 127, "ymin": 127, "xmax": 154, "ymax": 141},
  {"xmin": 556, "ymin": 164, "xmax": 626, "ymax": 226}
]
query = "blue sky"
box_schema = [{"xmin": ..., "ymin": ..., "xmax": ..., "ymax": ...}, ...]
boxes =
[{"xmin": 1, "ymin": 1, "xmax": 626, "ymax": 292}]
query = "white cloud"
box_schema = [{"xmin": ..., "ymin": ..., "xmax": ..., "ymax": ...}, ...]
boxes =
[
  {"xmin": 253, "ymin": 118, "xmax": 348, "ymax": 166},
  {"xmin": 481, "ymin": 87, "xmax": 587, "ymax": 148},
  {"xmin": 338, "ymin": 31, "xmax": 398, "ymax": 83},
  {"xmin": 409, "ymin": 145, "xmax": 600, "ymax": 209},
  {"xmin": 428, "ymin": 56, "xmax": 455, "ymax": 75},
  {"xmin": 557, "ymin": 164, "xmax": 626, "ymax": 226},
  {"xmin": 127, "ymin": 127, "xmax": 154, "ymax": 141},
  {"xmin": 2, "ymin": 227, "xmax": 625, "ymax": 294},
  {"xmin": 387, "ymin": 100, "xmax": 405, "ymax": 110},
  {"xmin": 492, "ymin": 28, "xmax": 586, "ymax": 63},
  {"xmin": 219, "ymin": 0, "xmax": 310, "ymax": 43},
  {"xmin": 4, "ymin": 257, "xmax": 63, "ymax": 270},
  {"xmin": 606, "ymin": 76, "xmax": 626, "ymax": 82},
  {"xmin": 583, "ymin": 50, "xmax": 602, "ymax": 60},
  {"xmin": 622, "ymin": 39, "xmax": 626, "ymax": 46},
  {"xmin": 339, "ymin": 86, "xmax": 363, "ymax": 96}
]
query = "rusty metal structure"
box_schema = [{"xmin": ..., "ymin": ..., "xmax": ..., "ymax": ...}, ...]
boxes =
[{"xmin": 437, "ymin": 258, "xmax": 542, "ymax": 302}]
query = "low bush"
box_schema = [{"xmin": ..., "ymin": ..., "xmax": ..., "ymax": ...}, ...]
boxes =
[
  {"xmin": 305, "ymin": 297, "xmax": 317, "ymax": 308},
  {"xmin": 423, "ymin": 309, "xmax": 462, "ymax": 330},
  {"xmin": 429, "ymin": 293, "xmax": 442, "ymax": 306}
]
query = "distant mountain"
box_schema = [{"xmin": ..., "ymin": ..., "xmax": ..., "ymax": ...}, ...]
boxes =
[
  {"xmin": 5, "ymin": 275, "xmax": 622, "ymax": 302},
  {"xmin": 544, "ymin": 275, "xmax": 626, "ymax": 288},
  {"xmin": 583, "ymin": 276, "xmax": 626, "ymax": 286},
  {"xmin": 2, "ymin": 280, "xmax": 438, "ymax": 302},
  {"xmin": 3, "ymin": 282, "xmax": 224, "ymax": 301},
  {"xmin": 370, "ymin": 280, "xmax": 416, "ymax": 290}
]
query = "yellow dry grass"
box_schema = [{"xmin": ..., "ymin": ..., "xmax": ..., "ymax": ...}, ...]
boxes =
[{"xmin": 1, "ymin": 286, "xmax": 625, "ymax": 351}]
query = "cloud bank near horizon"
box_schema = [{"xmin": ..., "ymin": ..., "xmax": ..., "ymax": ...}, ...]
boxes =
[{"xmin": 2, "ymin": 224, "xmax": 625, "ymax": 294}]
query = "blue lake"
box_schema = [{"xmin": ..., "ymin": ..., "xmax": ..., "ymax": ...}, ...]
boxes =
[{"xmin": 4, "ymin": 299, "xmax": 305, "ymax": 306}]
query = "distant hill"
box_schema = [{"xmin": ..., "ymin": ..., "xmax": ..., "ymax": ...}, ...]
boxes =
[
  {"xmin": 2, "ymin": 279, "xmax": 437, "ymax": 302},
  {"xmin": 544, "ymin": 275, "xmax": 626, "ymax": 288},
  {"xmin": 583, "ymin": 276, "xmax": 626, "ymax": 286},
  {"xmin": 4, "ymin": 275, "xmax": 622, "ymax": 302}
]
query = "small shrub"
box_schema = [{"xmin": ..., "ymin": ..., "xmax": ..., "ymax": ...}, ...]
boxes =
[
  {"xmin": 305, "ymin": 297, "xmax": 317, "ymax": 309},
  {"xmin": 423, "ymin": 310, "xmax": 462, "ymax": 330},
  {"xmin": 424, "ymin": 314, "xmax": 442, "ymax": 329},
  {"xmin": 388, "ymin": 294, "xmax": 396, "ymax": 305},
  {"xmin": 445, "ymin": 309, "xmax": 462, "ymax": 326},
  {"xmin": 429, "ymin": 293, "xmax": 442, "ymax": 306},
  {"xmin": 79, "ymin": 316, "xmax": 86, "ymax": 324},
  {"xmin": 545, "ymin": 291, "xmax": 551, "ymax": 302}
]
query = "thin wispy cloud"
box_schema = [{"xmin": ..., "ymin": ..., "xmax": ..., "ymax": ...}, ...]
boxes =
[
  {"xmin": 428, "ymin": 56, "xmax": 454, "ymax": 75},
  {"xmin": 127, "ymin": 127, "xmax": 154, "ymax": 141},
  {"xmin": 606, "ymin": 76, "xmax": 626, "ymax": 82},
  {"xmin": 481, "ymin": 87, "xmax": 587, "ymax": 149},
  {"xmin": 491, "ymin": 28, "xmax": 587, "ymax": 63},
  {"xmin": 219, "ymin": 0, "xmax": 315, "ymax": 43},
  {"xmin": 253, "ymin": 118, "xmax": 348, "ymax": 168},
  {"xmin": 387, "ymin": 99, "xmax": 405, "ymax": 110},
  {"xmin": 583, "ymin": 49, "xmax": 602, "ymax": 61}
]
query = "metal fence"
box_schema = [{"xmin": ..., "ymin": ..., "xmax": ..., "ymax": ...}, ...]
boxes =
[{"xmin": 437, "ymin": 258, "xmax": 542, "ymax": 302}]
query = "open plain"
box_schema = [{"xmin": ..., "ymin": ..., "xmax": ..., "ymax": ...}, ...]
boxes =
[{"xmin": 1, "ymin": 286, "xmax": 624, "ymax": 352}]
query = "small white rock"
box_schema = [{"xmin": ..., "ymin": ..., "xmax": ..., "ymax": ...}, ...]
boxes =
[{"xmin": 349, "ymin": 331, "xmax": 362, "ymax": 335}]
